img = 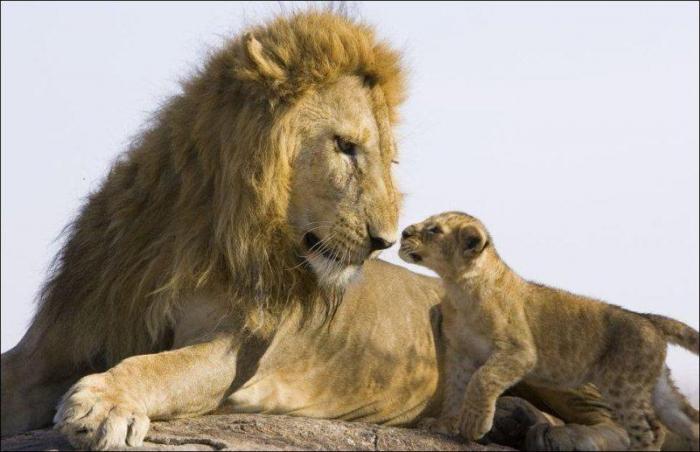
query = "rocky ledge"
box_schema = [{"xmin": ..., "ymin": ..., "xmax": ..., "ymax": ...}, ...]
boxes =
[{"xmin": 1, "ymin": 413, "xmax": 515, "ymax": 451}]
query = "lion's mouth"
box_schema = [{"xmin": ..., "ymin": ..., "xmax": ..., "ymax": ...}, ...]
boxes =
[{"xmin": 303, "ymin": 232, "xmax": 341, "ymax": 263}]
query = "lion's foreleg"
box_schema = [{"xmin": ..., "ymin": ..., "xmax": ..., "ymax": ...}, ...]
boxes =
[
  {"xmin": 54, "ymin": 334, "xmax": 238, "ymax": 450},
  {"xmin": 1, "ymin": 329, "xmax": 84, "ymax": 436}
]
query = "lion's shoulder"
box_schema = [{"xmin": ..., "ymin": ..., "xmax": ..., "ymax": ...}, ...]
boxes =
[
  {"xmin": 362, "ymin": 259, "xmax": 438, "ymax": 282},
  {"xmin": 351, "ymin": 259, "xmax": 444, "ymax": 308}
]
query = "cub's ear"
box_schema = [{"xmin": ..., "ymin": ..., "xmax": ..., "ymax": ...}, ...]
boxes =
[{"xmin": 457, "ymin": 224, "xmax": 487, "ymax": 256}]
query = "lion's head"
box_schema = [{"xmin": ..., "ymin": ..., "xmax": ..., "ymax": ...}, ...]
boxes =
[
  {"xmin": 36, "ymin": 9, "xmax": 406, "ymax": 360},
  {"xmin": 288, "ymin": 74, "xmax": 402, "ymax": 291},
  {"xmin": 228, "ymin": 11, "xmax": 405, "ymax": 297},
  {"xmin": 214, "ymin": 10, "xmax": 405, "ymax": 315}
]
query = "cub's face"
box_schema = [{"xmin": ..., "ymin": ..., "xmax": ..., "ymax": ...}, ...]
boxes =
[
  {"xmin": 288, "ymin": 75, "xmax": 401, "ymax": 290},
  {"xmin": 399, "ymin": 212, "xmax": 489, "ymax": 277}
]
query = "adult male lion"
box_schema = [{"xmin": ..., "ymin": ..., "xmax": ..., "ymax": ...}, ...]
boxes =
[{"xmin": 1, "ymin": 10, "xmax": 680, "ymax": 451}]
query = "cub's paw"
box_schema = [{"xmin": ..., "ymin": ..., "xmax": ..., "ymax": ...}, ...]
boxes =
[
  {"xmin": 460, "ymin": 404, "xmax": 495, "ymax": 442},
  {"xmin": 53, "ymin": 373, "xmax": 150, "ymax": 450},
  {"xmin": 417, "ymin": 416, "xmax": 461, "ymax": 436}
]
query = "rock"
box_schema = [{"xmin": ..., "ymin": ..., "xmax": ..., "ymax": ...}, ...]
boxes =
[{"xmin": 0, "ymin": 414, "xmax": 516, "ymax": 451}]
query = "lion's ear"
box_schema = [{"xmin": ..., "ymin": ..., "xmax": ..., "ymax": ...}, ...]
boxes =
[
  {"xmin": 457, "ymin": 224, "xmax": 487, "ymax": 257},
  {"xmin": 243, "ymin": 33, "xmax": 286, "ymax": 82}
]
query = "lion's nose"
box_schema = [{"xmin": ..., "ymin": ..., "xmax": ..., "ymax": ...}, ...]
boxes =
[
  {"xmin": 369, "ymin": 234, "xmax": 395, "ymax": 251},
  {"xmin": 366, "ymin": 223, "xmax": 397, "ymax": 252}
]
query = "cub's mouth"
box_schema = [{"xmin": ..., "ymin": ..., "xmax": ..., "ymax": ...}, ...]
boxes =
[
  {"xmin": 303, "ymin": 232, "xmax": 341, "ymax": 263},
  {"xmin": 399, "ymin": 242, "xmax": 423, "ymax": 263}
]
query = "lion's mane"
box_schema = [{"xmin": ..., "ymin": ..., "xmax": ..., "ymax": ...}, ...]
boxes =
[{"xmin": 33, "ymin": 10, "xmax": 405, "ymax": 366}]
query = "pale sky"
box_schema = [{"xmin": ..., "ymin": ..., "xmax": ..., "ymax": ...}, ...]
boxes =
[{"xmin": 2, "ymin": 2, "xmax": 698, "ymax": 405}]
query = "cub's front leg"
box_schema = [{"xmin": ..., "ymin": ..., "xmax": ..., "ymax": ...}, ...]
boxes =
[
  {"xmin": 460, "ymin": 344, "xmax": 536, "ymax": 442},
  {"xmin": 54, "ymin": 334, "xmax": 238, "ymax": 450},
  {"xmin": 420, "ymin": 343, "xmax": 477, "ymax": 436}
]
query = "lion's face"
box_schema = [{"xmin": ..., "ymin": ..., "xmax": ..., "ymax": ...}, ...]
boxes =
[{"xmin": 288, "ymin": 75, "xmax": 400, "ymax": 289}]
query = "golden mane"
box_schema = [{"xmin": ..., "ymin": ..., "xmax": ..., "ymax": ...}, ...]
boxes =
[{"xmin": 32, "ymin": 9, "xmax": 405, "ymax": 366}]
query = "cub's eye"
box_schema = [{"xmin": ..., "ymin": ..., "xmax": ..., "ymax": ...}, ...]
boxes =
[
  {"xmin": 334, "ymin": 135, "xmax": 357, "ymax": 157},
  {"xmin": 426, "ymin": 225, "xmax": 442, "ymax": 236}
]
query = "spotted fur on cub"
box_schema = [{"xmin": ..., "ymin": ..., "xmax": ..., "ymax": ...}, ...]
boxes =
[{"xmin": 400, "ymin": 211, "xmax": 699, "ymax": 451}]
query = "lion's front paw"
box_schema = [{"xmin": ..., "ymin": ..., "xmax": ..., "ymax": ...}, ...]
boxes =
[
  {"xmin": 460, "ymin": 404, "xmax": 495, "ymax": 442},
  {"xmin": 417, "ymin": 415, "xmax": 461, "ymax": 436},
  {"xmin": 53, "ymin": 373, "xmax": 150, "ymax": 450}
]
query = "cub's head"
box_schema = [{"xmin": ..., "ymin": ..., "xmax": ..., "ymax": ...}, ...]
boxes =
[
  {"xmin": 399, "ymin": 212, "xmax": 491, "ymax": 277},
  {"xmin": 289, "ymin": 75, "xmax": 401, "ymax": 290}
]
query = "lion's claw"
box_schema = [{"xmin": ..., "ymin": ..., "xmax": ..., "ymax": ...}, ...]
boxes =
[{"xmin": 54, "ymin": 373, "xmax": 149, "ymax": 450}]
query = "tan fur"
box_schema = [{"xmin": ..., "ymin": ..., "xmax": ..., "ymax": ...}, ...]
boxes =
[
  {"xmin": 0, "ymin": 9, "xmax": 667, "ymax": 452},
  {"xmin": 29, "ymin": 9, "xmax": 404, "ymax": 366},
  {"xmin": 1, "ymin": 10, "xmax": 403, "ymax": 449},
  {"xmin": 400, "ymin": 211, "xmax": 700, "ymax": 451}
]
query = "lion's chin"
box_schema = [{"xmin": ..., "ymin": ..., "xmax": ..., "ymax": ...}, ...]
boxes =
[{"xmin": 305, "ymin": 253, "xmax": 361, "ymax": 291}]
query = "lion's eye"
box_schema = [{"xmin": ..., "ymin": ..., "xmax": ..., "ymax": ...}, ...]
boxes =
[
  {"xmin": 391, "ymin": 159, "xmax": 399, "ymax": 165},
  {"xmin": 334, "ymin": 135, "xmax": 357, "ymax": 157}
]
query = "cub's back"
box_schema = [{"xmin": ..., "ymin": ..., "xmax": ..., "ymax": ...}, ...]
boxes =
[{"xmin": 521, "ymin": 283, "xmax": 637, "ymax": 376}]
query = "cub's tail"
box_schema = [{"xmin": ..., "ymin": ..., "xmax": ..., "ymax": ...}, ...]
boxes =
[{"xmin": 642, "ymin": 314, "xmax": 699, "ymax": 355}]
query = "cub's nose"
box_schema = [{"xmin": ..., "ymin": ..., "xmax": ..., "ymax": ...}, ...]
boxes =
[
  {"xmin": 401, "ymin": 227, "xmax": 414, "ymax": 240},
  {"xmin": 369, "ymin": 234, "xmax": 395, "ymax": 251}
]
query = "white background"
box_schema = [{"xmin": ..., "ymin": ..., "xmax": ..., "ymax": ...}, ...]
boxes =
[{"xmin": 2, "ymin": 2, "xmax": 698, "ymax": 406}]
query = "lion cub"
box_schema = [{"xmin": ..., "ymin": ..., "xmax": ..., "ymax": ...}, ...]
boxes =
[{"xmin": 399, "ymin": 211, "xmax": 699, "ymax": 451}]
